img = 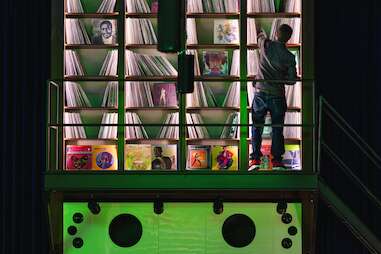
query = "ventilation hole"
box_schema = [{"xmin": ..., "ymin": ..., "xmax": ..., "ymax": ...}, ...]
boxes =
[
  {"xmin": 72, "ymin": 213, "xmax": 83, "ymax": 224},
  {"xmin": 222, "ymin": 214, "xmax": 256, "ymax": 248},
  {"xmin": 109, "ymin": 214, "xmax": 142, "ymax": 248}
]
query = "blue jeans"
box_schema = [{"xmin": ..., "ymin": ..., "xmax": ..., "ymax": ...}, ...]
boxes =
[{"xmin": 250, "ymin": 91, "xmax": 287, "ymax": 162}]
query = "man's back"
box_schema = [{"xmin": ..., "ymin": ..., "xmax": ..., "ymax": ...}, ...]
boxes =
[{"xmin": 255, "ymin": 33, "xmax": 297, "ymax": 97}]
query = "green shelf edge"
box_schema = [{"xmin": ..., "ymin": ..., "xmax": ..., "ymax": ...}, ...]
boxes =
[{"xmin": 44, "ymin": 173, "xmax": 318, "ymax": 191}]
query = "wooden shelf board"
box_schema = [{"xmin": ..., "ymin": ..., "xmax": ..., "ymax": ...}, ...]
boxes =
[
  {"xmin": 125, "ymin": 107, "xmax": 179, "ymax": 111},
  {"xmin": 65, "ymin": 12, "xmax": 119, "ymax": 18},
  {"xmin": 125, "ymin": 44, "xmax": 158, "ymax": 49},
  {"xmin": 64, "ymin": 76, "xmax": 119, "ymax": 81},
  {"xmin": 186, "ymin": 13, "xmax": 240, "ymax": 18},
  {"xmin": 65, "ymin": 44, "xmax": 119, "ymax": 49},
  {"xmin": 64, "ymin": 107, "xmax": 118, "ymax": 111},
  {"xmin": 246, "ymin": 12, "xmax": 301, "ymax": 18},
  {"xmin": 194, "ymin": 76, "xmax": 240, "ymax": 81},
  {"xmin": 187, "ymin": 44, "xmax": 240, "ymax": 49},
  {"xmin": 125, "ymin": 76, "xmax": 177, "ymax": 81},
  {"xmin": 187, "ymin": 107, "xmax": 240, "ymax": 111},
  {"xmin": 125, "ymin": 13, "xmax": 157, "ymax": 18}
]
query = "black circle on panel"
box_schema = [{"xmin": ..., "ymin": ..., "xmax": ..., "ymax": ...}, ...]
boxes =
[
  {"xmin": 281, "ymin": 213, "xmax": 292, "ymax": 224},
  {"xmin": 73, "ymin": 237, "xmax": 83, "ymax": 248},
  {"xmin": 281, "ymin": 238, "xmax": 293, "ymax": 249},
  {"xmin": 276, "ymin": 202, "xmax": 288, "ymax": 215},
  {"xmin": 288, "ymin": 226, "xmax": 298, "ymax": 236},
  {"xmin": 109, "ymin": 214, "xmax": 142, "ymax": 248},
  {"xmin": 67, "ymin": 226, "xmax": 77, "ymax": 236},
  {"xmin": 73, "ymin": 213, "xmax": 83, "ymax": 224},
  {"xmin": 222, "ymin": 214, "xmax": 256, "ymax": 248}
]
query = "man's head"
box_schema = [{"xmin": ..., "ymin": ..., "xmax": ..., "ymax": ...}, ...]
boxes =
[
  {"xmin": 276, "ymin": 24, "xmax": 293, "ymax": 43},
  {"xmin": 154, "ymin": 147, "xmax": 163, "ymax": 157},
  {"xmin": 100, "ymin": 20, "xmax": 113, "ymax": 39}
]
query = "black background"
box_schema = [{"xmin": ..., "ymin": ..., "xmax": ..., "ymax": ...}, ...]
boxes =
[{"xmin": 1, "ymin": 0, "xmax": 380, "ymax": 253}]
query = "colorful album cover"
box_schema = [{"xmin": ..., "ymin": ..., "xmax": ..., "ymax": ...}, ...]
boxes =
[
  {"xmin": 202, "ymin": 51, "xmax": 228, "ymax": 76},
  {"xmin": 152, "ymin": 83, "xmax": 178, "ymax": 107},
  {"xmin": 214, "ymin": 19, "xmax": 239, "ymax": 44},
  {"xmin": 125, "ymin": 144, "xmax": 152, "ymax": 170},
  {"xmin": 66, "ymin": 145, "xmax": 92, "ymax": 170},
  {"xmin": 91, "ymin": 19, "xmax": 117, "ymax": 45},
  {"xmin": 151, "ymin": 144, "xmax": 177, "ymax": 170},
  {"xmin": 187, "ymin": 145, "xmax": 211, "ymax": 170},
  {"xmin": 248, "ymin": 141, "xmax": 273, "ymax": 170},
  {"xmin": 211, "ymin": 145, "xmax": 239, "ymax": 171},
  {"xmin": 259, "ymin": 142, "xmax": 273, "ymax": 170},
  {"xmin": 283, "ymin": 144, "xmax": 301, "ymax": 170},
  {"xmin": 92, "ymin": 145, "xmax": 118, "ymax": 170}
]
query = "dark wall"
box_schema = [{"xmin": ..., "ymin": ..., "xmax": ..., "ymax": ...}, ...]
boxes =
[
  {"xmin": 1, "ymin": 0, "xmax": 50, "ymax": 253},
  {"xmin": 1, "ymin": 0, "xmax": 380, "ymax": 253}
]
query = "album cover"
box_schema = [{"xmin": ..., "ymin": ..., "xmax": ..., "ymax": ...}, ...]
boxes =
[
  {"xmin": 283, "ymin": 144, "xmax": 301, "ymax": 170},
  {"xmin": 211, "ymin": 145, "xmax": 239, "ymax": 171},
  {"xmin": 91, "ymin": 19, "xmax": 117, "ymax": 45},
  {"xmin": 152, "ymin": 83, "xmax": 178, "ymax": 107},
  {"xmin": 214, "ymin": 19, "xmax": 239, "ymax": 44},
  {"xmin": 151, "ymin": 144, "xmax": 177, "ymax": 170},
  {"xmin": 66, "ymin": 145, "xmax": 92, "ymax": 170},
  {"xmin": 202, "ymin": 51, "xmax": 228, "ymax": 76},
  {"xmin": 92, "ymin": 145, "xmax": 118, "ymax": 170},
  {"xmin": 186, "ymin": 145, "xmax": 211, "ymax": 170},
  {"xmin": 125, "ymin": 144, "xmax": 152, "ymax": 170}
]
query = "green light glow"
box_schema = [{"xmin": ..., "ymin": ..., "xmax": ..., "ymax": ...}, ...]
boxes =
[{"xmin": 64, "ymin": 202, "xmax": 302, "ymax": 253}]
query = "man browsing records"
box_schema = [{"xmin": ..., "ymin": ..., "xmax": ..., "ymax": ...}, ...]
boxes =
[{"xmin": 249, "ymin": 24, "xmax": 297, "ymax": 170}]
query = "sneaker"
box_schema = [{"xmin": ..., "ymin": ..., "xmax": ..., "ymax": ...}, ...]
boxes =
[
  {"xmin": 272, "ymin": 161, "xmax": 286, "ymax": 170},
  {"xmin": 248, "ymin": 159, "xmax": 261, "ymax": 171}
]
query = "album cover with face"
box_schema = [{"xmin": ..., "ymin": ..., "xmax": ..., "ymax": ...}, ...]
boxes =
[
  {"xmin": 91, "ymin": 19, "xmax": 117, "ymax": 44},
  {"xmin": 202, "ymin": 51, "xmax": 228, "ymax": 76}
]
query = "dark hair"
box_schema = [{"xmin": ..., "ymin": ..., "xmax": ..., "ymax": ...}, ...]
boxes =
[
  {"xmin": 277, "ymin": 24, "xmax": 293, "ymax": 43},
  {"xmin": 100, "ymin": 20, "xmax": 112, "ymax": 28}
]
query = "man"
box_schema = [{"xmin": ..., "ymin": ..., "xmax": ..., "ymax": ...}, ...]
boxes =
[
  {"xmin": 92, "ymin": 20, "xmax": 116, "ymax": 45},
  {"xmin": 249, "ymin": 24, "xmax": 297, "ymax": 170}
]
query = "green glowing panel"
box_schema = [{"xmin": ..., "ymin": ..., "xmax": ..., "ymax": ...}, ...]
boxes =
[{"xmin": 64, "ymin": 202, "xmax": 302, "ymax": 254}]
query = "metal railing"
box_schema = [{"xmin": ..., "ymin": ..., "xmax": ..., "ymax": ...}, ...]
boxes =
[{"xmin": 317, "ymin": 96, "xmax": 381, "ymax": 253}]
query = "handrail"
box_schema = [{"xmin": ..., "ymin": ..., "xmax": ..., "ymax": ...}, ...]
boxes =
[
  {"xmin": 319, "ymin": 178, "xmax": 381, "ymax": 254},
  {"xmin": 319, "ymin": 96, "xmax": 381, "ymax": 169},
  {"xmin": 318, "ymin": 95, "xmax": 381, "ymax": 254},
  {"xmin": 321, "ymin": 141, "xmax": 381, "ymax": 211}
]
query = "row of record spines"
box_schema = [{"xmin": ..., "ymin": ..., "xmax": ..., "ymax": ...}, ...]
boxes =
[
  {"xmin": 63, "ymin": 112, "xmax": 302, "ymax": 140},
  {"xmin": 64, "ymin": 18, "xmax": 300, "ymax": 46},
  {"xmin": 66, "ymin": 0, "xmax": 301, "ymax": 14},
  {"xmin": 64, "ymin": 81, "xmax": 301, "ymax": 109}
]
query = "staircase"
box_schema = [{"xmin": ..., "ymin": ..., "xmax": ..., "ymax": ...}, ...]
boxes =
[{"xmin": 317, "ymin": 96, "xmax": 381, "ymax": 253}]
